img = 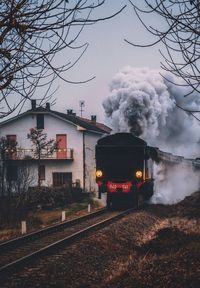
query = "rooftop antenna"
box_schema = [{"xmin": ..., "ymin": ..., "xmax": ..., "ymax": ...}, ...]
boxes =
[{"xmin": 79, "ymin": 100, "xmax": 85, "ymax": 117}]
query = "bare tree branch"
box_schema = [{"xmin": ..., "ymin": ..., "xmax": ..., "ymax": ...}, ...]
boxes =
[
  {"xmin": 127, "ymin": 0, "xmax": 200, "ymax": 105},
  {"xmin": 0, "ymin": 0, "xmax": 126, "ymax": 118}
]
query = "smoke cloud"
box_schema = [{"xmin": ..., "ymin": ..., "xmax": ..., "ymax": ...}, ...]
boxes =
[
  {"xmin": 103, "ymin": 66, "xmax": 200, "ymax": 158},
  {"xmin": 103, "ymin": 66, "xmax": 200, "ymax": 204},
  {"xmin": 151, "ymin": 162, "xmax": 200, "ymax": 204}
]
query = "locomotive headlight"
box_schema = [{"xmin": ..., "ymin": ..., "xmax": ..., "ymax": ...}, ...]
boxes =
[
  {"xmin": 96, "ymin": 170, "xmax": 103, "ymax": 177},
  {"xmin": 135, "ymin": 170, "xmax": 143, "ymax": 179}
]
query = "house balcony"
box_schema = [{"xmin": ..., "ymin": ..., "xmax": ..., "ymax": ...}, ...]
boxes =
[{"xmin": 3, "ymin": 148, "xmax": 74, "ymax": 161}]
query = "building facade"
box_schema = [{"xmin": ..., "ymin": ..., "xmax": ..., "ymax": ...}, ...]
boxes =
[{"xmin": 0, "ymin": 101, "xmax": 111, "ymax": 193}]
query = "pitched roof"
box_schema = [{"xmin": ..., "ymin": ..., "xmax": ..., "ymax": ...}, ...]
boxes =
[
  {"xmin": 51, "ymin": 110, "xmax": 111, "ymax": 134},
  {"xmin": 0, "ymin": 106, "xmax": 111, "ymax": 134}
]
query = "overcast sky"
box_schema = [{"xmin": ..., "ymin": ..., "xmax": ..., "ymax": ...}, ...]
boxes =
[
  {"xmin": 47, "ymin": 0, "xmax": 164, "ymax": 123},
  {"xmin": 2, "ymin": 0, "xmax": 165, "ymax": 123}
]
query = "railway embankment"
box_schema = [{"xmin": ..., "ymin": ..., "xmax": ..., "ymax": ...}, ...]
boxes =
[{"xmin": 0, "ymin": 191, "xmax": 199, "ymax": 288}]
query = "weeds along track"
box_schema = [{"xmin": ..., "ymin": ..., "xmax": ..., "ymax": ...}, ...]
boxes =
[{"xmin": 0, "ymin": 208, "xmax": 134, "ymax": 278}]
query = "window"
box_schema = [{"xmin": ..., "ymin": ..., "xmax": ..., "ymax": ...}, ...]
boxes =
[
  {"xmin": 6, "ymin": 166, "xmax": 18, "ymax": 181},
  {"xmin": 39, "ymin": 165, "xmax": 45, "ymax": 180},
  {"xmin": 53, "ymin": 172, "xmax": 72, "ymax": 187},
  {"xmin": 37, "ymin": 114, "xmax": 44, "ymax": 129}
]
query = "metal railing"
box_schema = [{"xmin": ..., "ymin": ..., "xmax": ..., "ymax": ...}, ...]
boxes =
[{"xmin": 3, "ymin": 148, "xmax": 74, "ymax": 160}]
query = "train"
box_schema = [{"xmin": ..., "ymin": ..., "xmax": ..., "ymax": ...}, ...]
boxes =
[{"xmin": 95, "ymin": 132, "xmax": 200, "ymax": 209}]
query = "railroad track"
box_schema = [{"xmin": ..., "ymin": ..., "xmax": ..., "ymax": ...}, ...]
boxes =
[{"xmin": 0, "ymin": 207, "xmax": 134, "ymax": 278}]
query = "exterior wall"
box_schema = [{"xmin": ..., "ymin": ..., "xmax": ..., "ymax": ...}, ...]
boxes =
[
  {"xmin": 0, "ymin": 112, "xmax": 106, "ymax": 192},
  {"xmin": 40, "ymin": 161, "xmax": 74, "ymax": 187},
  {"xmin": 0, "ymin": 113, "xmax": 38, "ymax": 149},
  {"xmin": 84, "ymin": 131, "xmax": 104, "ymax": 192},
  {"xmin": 41, "ymin": 114, "xmax": 84, "ymax": 187}
]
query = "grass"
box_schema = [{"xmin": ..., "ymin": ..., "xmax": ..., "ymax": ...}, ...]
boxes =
[{"xmin": 0, "ymin": 198, "xmax": 101, "ymax": 242}]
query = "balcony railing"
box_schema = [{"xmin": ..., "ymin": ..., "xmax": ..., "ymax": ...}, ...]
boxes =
[{"xmin": 3, "ymin": 148, "xmax": 74, "ymax": 160}]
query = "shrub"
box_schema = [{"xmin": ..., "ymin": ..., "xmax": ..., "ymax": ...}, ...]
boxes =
[{"xmin": 26, "ymin": 186, "xmax": 74, "ymax": 209}]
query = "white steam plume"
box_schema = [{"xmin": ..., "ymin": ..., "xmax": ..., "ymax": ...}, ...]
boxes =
[
  {"xmin": 151, "ymin": 162, "xmax": 200, "ymax": 204},
  {"xmin": 103, "ymin": 66, "xmax": 200, "ymax": 158},
  {"xmin": 103, "ymin": 66, "xmax": 200, "ymax": 204}
]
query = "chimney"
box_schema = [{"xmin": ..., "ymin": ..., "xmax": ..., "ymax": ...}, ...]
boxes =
[
  {"xmin": 31, "ymin": 99, "xmax": 36, "ymax": 110},
  {"xmin": 67, "ymin": 109, "xmax": 73, "ymax": 115},
  {"xmin": 91, "ymin": 115, "xmax": 97, "ymax": 123},
  {"xmin": 67, "ymin": 109, "xmax": 76, "ymax": 116},
  {"xmin": 46, "ymin": 102, "xmax": 50, "ymax": 110}
]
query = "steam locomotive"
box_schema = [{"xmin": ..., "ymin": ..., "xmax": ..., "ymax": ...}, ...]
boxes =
[{"xmin": 95, "ymin": 133, "xmax": 200, "ymax": 209}]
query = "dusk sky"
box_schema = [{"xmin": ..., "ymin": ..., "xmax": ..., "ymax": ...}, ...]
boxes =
[
  {"xmin": 49, "ymin": 0, "xmax": 164, "ymax": 122},
  {"xmin": 1, "ymin": 1, "xmax": 165, "ymax": 123}
]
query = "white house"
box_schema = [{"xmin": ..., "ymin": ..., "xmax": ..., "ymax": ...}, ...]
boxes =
[{"xmin": 0, "ymin": 100, "xmax": 111, "ymax": 193}]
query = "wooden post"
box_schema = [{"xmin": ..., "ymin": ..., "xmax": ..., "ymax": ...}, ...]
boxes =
[
  {"xmin": 61, "ymin": 211, "xmax": 66, "ymax": 221},
  {"xmin": 88, "ymin": 204, "xmax": 91, "ymax": 213},
  {"xmin": 21, "ymin": 221, "xmax": 27, "ymax": 234}
]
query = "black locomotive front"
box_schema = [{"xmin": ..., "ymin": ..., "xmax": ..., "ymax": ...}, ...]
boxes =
[{"xmin": 95, "ymin": 133, "xmax": 153, "ymax": 209}]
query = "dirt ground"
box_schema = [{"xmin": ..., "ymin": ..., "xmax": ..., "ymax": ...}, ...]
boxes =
[
  {"xmin": 106, "ymin": 191, "xmax": 200, "ymax": 288},
  {"xmin": 0, "ymin": 200, "xmax": 101, "ymax": 242},
  {"xmin": 0, "ymin": 192, "xmax": 199, "ymax": 288}
]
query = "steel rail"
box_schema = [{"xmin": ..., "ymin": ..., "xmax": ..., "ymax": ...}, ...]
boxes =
[
  {"xmin": 0, "ymin": 208, "xmax": 107, "ymax": 251},
  {"xmin": 0, "ymin": 208, "xmax": 134, "ymax": 277}
]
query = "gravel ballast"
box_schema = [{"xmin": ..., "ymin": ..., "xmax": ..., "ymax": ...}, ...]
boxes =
[{"xmin": 1, "ymin": 191, "xmax": 199, "ymax": 288}]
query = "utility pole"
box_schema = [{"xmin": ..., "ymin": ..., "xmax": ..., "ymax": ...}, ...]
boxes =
[{"xmin": 83, "ymin": 130, "xmax": 86, "ymax": 192}]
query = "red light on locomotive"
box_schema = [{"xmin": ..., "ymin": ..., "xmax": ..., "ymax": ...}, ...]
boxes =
[{"xmin": 107, "ymin": 181, "xmax": 132, "ymax": 193}]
